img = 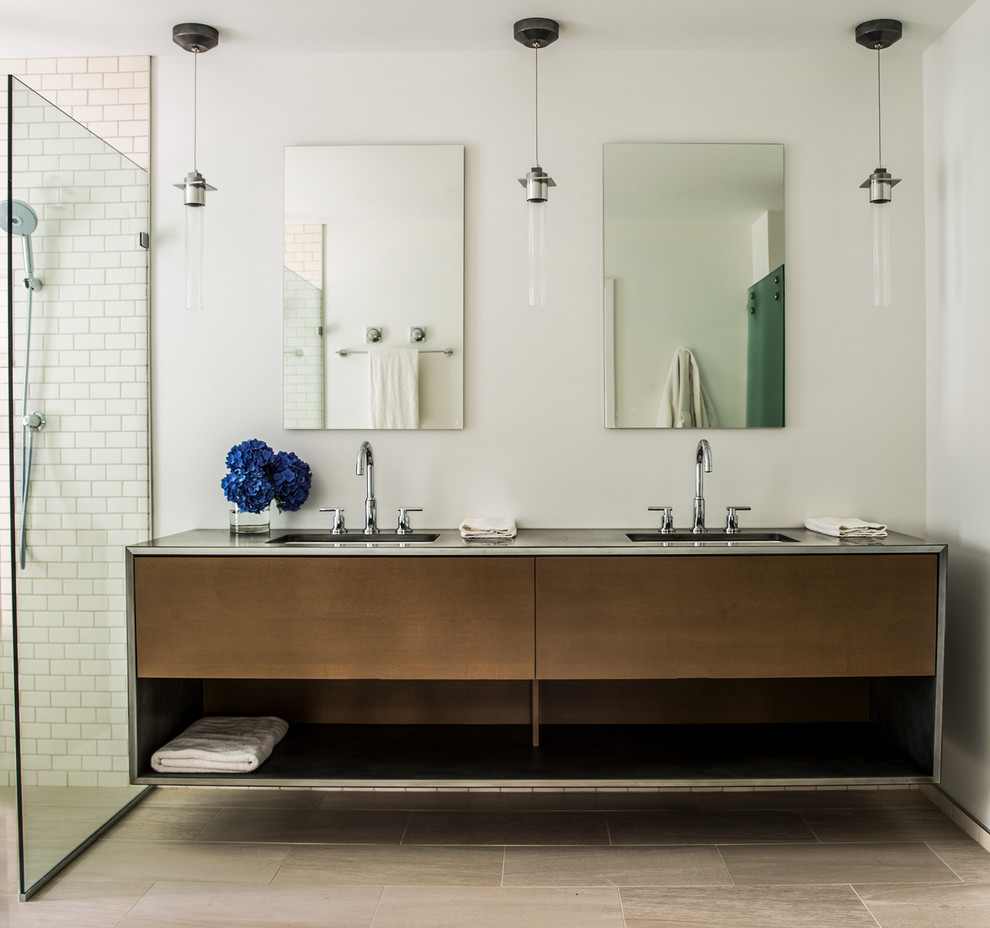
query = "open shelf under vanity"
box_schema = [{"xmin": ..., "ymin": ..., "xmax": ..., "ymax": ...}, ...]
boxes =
[
  {"xmin": 134, "ymin": 721, "xmax": 931, "ymax": 788},
  {"xmin": 131, "ymin": 676, "xmax": 938, "ymax": 787}
]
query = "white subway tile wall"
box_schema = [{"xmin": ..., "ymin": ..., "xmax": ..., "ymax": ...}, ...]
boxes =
[
  {"xmin": 284, "ymin": 223, "xmax": 324, "ymax": 290},
  {"xmin": 0, "ymin": 56, "xmax": 149, "ymax": 170},
  {"xmin": 282, "ymin": 225, "xmax": 325, "ymax": 429},
  {"xmin": 1, "ymin": 61, "xmax": 151, "ymax": 789}
]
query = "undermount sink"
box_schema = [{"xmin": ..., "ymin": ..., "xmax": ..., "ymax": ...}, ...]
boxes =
[
  {"xmin": 626, "ymin": 531, "xmax": 799, "ymax": 544},
  {"xmin": 269, "ymin": 532, "xmax": 440, "ymax": 545}
]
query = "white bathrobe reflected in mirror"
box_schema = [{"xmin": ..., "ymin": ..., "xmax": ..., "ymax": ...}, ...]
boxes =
[{"xmin": 657, "ymin": 346, "xmax": 719, "ymax": 428}]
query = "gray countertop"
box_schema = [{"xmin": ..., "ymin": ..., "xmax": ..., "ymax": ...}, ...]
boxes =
[{"xmin": 128, "ymin": 527, "xmax": 946, "ymax": 557}]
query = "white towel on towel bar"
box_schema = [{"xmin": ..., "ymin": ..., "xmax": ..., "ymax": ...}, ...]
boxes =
[
  {"xmin": 369, "ymin": 348, "xmax": 419, "ymax": 429},
  {"xmin": 804, "ymin": 517, "xmax": 888, "ymax": 537},
  {"xmin": 151, "ymin": 716, "xmax": 288, "ymax": 773}
]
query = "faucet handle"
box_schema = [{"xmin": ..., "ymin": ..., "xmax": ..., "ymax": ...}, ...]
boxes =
[
  {"xmin": 725, "ymin": 506, "xmax": 751, "ymax": 534},
  {"xmin": 648, "ymin": 506, "xmax": 675, "ymax": 534},
  {"xmin": 396, "ymin": 507, "xmax": 422, "ymax": 534},
  {"xmin": 319, "ymin": 507, "xmax": 347, "ymax": 534}
]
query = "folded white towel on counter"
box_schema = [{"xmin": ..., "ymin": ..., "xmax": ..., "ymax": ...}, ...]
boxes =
[
  {"xmin": 804, "ymin": 517, "xmax": 888, "ymax": 538},
  {"xmin": 151, "ymin": 716, "xmax": 288, "ymax": 773},
  {"xmin": 458, "ymin": 516, "xmax": 517, "ymax": 539}
]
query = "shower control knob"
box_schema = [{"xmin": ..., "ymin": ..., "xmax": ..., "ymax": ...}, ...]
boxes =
[{"xmin": 22, "ymin": 411, "xmax": 45, "ymax": 431}]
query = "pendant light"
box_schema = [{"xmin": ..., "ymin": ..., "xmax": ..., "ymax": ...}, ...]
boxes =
[
  {"xmin": 856, "ymin": 18, "xmax": 902, "ymax": 308},
  {"xmin": 173, "ymin": 23, "xmax": 219, "ymax": 312},
  {"xmin": 514, "ymin": 18, "xmax": 559, "ymax": 307}
]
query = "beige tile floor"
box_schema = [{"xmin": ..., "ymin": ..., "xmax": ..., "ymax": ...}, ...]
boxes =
[{"xmin": 2, "ymin": 786, "xmax": 990, "ymax": 926}]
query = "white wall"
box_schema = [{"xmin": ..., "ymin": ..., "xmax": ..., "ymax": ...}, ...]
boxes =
[
  {"xmin": 151, "ymin": 49, "xmax": 927, "ymax": 538},
  {"xmin": 924, "ymin": 0, "xmax": 990, "ymax": 827}
]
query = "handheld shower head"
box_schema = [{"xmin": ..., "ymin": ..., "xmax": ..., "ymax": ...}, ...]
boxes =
[
  {"xmin": 1, "ymin": 199, "xmax": 38, "ymax": 236},
  {"xmin": 1, "ymin": 199, "xmax": 42, "ymax": 289}
]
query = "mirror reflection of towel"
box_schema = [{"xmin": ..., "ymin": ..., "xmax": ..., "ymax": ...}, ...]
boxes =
[
  {"xmin": 657, "ymin": 347, "xmax": 719, "ymax": 428},
  {"xmin": 370, "ymin": 348, "xmax": 420, "ymax": 429}
]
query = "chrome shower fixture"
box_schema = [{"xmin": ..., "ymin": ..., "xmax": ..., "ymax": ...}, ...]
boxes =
[
  {"xmin": 4, "ymin": 197, "xmax": 46, "ymax": 568},
  {"xmin": 1, "ymin": 199, "xmax": 42, "ymax": 290}
]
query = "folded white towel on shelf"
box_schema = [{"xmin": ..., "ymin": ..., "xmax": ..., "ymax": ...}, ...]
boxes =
[
  {"xmin": 370, "ymin": 348, "xmax": 419, "ymax": 429},
  {"xmin": 804, "ymin": 517, "xmax": 888, "ymax": 538},
  {"xmin": 458, "ymin": 516, "xmax": 517, "ymax": 539},
  {"xmin": 151, "ymin": 716, "xmax": 288, "ymax": 773}
]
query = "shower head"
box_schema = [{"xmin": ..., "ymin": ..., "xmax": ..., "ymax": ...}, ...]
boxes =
[
  {"xmin": 1, "ymin": 199, "xmax": 38, "ymax": 237},
  {"xmin": 1, "ymin": 199, "xmax": 41, "ymax": 289}
]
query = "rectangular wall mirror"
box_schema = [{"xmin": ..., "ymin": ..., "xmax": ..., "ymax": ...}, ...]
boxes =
[
  {"xmin": 283, "ymin": 144, "xmax": 464, "ymax": 429},
  {"xmin": 603, "ymin": 143, "xmax": 784, "ymax": 429}
]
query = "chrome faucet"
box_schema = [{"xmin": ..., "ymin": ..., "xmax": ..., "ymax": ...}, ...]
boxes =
[
  {"xmin": 692, "ymin": 439, "xmax": 712, "ymax": 533},
  {"xmin": 355, "ymin": 441, "xmax": 378, "ymax": 534}
]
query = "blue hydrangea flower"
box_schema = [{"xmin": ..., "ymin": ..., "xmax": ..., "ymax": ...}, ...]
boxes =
[
  {"xmin": 221, "ymin": 440, "xmax": 312, "ymax": 514},
  {"xmin": 269, "ymin": 450, "xmax": 312, "ymax": 512},
  {"xmin": 225, "ymin": 439, "xmax": 274, "ymax": 473},
  {"xmin": 221, "ymin": 469, "xmax": 275, "ymax": 513}
]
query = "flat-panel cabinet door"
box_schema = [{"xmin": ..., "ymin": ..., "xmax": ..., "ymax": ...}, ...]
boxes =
[
  {"xmin": 535, "ymin": 555, "xmax": 938, "ymax": 679},
  {"xmin": 134, "ymin": 556, "xmax": 535, "ymax": 679}
]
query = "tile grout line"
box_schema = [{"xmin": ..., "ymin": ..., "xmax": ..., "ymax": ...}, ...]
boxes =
[
  {"xmin": 797, "ymin": 810, "xmax": 825, "ymax": 844},
  {"xmin": 190, "ymin": 805, "xmax": 223, "ymax": 843},
  {"xmin": 367, "ymin": 885, "xmax": 386, "ymax": 928},
  {"xmin": 714, "ymin": 845, "xmax": 736, "ymax": 886},
  {"xmin": 923, "ymin": 842, "xmax": 968, "ymax": 883},
  {"xmin": 109, "ymin": 882, "xmax": 156, "ymax": 928},
  {"xmin": 614, "ymin": 884, "xmax": 629, "ymax": 928},
  {"xmin": 849, "ymin": 883, "xmax": 886, "ymax": 928},
  {"xmin": 398, "ymin": 810, "xmax": 412, "ymax": 847},
  {"xmin": 266, "ymin": 837, "xmax": 296, "ymax": 886}
]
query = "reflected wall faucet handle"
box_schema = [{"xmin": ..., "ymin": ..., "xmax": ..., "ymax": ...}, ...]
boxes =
[
  {"xmin": 648, "ymin": 506, "xmax": 675, "ymax": 534},
  {"xmin": 725, "ymin": 506, "xmax": 751, "ymax": 534}
]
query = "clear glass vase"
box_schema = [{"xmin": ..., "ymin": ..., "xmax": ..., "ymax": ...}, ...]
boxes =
[{"xmin": 228, "ymin": 503, "xmax": 271, "ymax": 534}]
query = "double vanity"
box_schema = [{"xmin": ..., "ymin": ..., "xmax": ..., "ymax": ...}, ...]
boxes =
[{"xmin": 127, "ymin": 523, "xmax": 944, "ymax": 788}]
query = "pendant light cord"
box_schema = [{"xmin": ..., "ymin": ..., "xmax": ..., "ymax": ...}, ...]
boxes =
[
  {"xmin": 192, "ymin": 49, "xmax": 199, "ymax": 172},
  {"xmin": 533, "ymin": 45, "xmax": 540, "ymax": 166},
  {"xmin": 876, "ymin": 46, "xmax": 883, "ymax": 168}
]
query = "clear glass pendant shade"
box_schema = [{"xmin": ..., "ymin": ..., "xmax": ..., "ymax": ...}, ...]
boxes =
[
  {"xmin": 528, "ymin": 200, "xmax": 547, "ymax": 307},
  {"xmin": 872, "ymin": 203, "xmax": 891, "ymax": 308},
  {"xmin": 185, "ymin": 203, "xmax": 205, "ymax": 311}
]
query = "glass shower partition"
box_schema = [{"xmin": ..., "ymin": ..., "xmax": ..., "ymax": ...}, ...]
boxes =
[{"xmin": 2, "ymin": 76, "xmax": 150, "ymax": 899}]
